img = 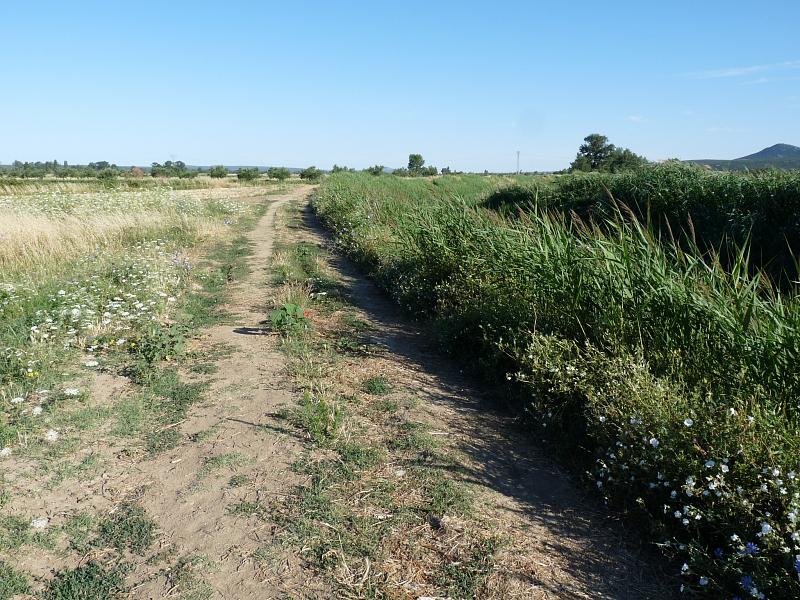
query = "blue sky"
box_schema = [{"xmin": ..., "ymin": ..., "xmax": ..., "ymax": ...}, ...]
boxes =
[{"xmin": 2, "ymin": 1, "xmax": 799, "ymax": 171}]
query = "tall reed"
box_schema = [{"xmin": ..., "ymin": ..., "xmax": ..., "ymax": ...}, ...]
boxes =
[{"xmin": 314, "ymin": 172, "xmax": 800, "ymax": 598}]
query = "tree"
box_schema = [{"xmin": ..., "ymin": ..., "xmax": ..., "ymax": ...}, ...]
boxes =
[
  {"xmin": 570, "ymin": 134, "xmax": 646, "ymax": 172},
  {"xmin": 605, "ymin": 148, "xmax": 647, "ymax": 173},
  {"xmin": 236, "ymin": 167, "xmax": 260, "ymax": 181},
  {"xmin": 208, "ymin": 165, "xmax": 228, "ymax": 179},
  {"xmin": 267, "ymin": 167, "xmax": 291, "ymax": 181},
  {"xmin": 364, "ymin": 165, "xmax": 385, "ymax": 176},
  {"xmin": 331, "ymin": 164, "xmax": 354, "ymax": 173},
  {"xmin": 571, "ymin": 134, "xmax": 616, "ymax": 171},
  {"xmin": 408, "ymin": 154, "xmax": 425, "ymax": 172},
  {"xmin": 96, "ymin": 168, "xmax": 118, "ymax": 182},
  {"xmin": 299, "ymin": 166, "xmax": 321, "ymax": 181}
]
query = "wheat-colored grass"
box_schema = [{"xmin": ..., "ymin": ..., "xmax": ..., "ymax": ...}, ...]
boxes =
[{"xmin": 0, "ymin": 211, "xmax": 227, "ymax": 275}]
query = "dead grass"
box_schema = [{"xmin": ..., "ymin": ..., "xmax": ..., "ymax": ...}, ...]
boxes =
[{"xmin": 0, "ymin": 211, "xmax": 227, "ymax": 273}]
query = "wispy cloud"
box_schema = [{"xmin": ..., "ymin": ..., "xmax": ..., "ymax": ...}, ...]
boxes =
[
  {"xmin": 686, "ymin": 60, "xmax": 800, "ymax": 80},
  {"xmin": 626, "ymin": 115, "xmax": 645, "ymax": 123},
  {"xmin": 741, "ymin": 75, "xmax": 800, "ymax": 86},
  {"xmin": 705, "ymin": 126, "xmax": 749, "ymax": 134}
]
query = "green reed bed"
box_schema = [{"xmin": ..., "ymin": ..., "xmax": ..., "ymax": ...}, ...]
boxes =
[{"xmin": 314, "ymin": 171, "xmax": 800, "ymax": 598}]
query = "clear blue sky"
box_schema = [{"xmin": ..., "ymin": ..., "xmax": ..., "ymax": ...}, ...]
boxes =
[{"xmin": 2, "ymin": 1, "xmax": 799, "ymax": 172}]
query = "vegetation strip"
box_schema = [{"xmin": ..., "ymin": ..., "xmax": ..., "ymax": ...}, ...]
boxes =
[{"xmin": 313, "ymin": 170, "xmax": 800, "ymax": 598}]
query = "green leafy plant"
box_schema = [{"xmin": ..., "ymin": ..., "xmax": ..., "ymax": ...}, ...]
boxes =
[{"xmin": 270, "ymin": 303, "xmax": 309, "ymax": 332}]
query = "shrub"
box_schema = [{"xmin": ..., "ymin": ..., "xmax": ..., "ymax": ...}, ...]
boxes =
[
  {"xmin": 299, "ymin": 166, "xmax": 322, "ymax": 181},
  {"xmin": 208, "ymin": 165, "xmax": 228, "ymax": 179},
  {"xmin": 236, "ymin": 167, "xmax": 260, "ymax": 181},
  {"xmin": 364, "ymin": 165, "xmax": 385, "ymax": 176},
  {"xmin": 96, "ymin": 168, "xmax": 118, "ymax": 182},
  {"xmin": 267, "ymin": 166, "xmax": 290, "ymax": 181}
]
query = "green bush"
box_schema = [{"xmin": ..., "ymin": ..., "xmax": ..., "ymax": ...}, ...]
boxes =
[
  {"xmin": 267, "ymin": 166, "xmax": 291, "ymax": 181},
  {"xmin": 313, "ymin": 172, "xmax": 800, "ymax": 598},
  {"xmin": 299, "ymin": 166, "xmax": 322, "ymax": 181},
  {"xmin": 236, "ymin": 167, "xmax": 260, "ymax": 181},
  {"xmin": 208, "ymin": 165, "xmax": 228, "ymax": 179}
]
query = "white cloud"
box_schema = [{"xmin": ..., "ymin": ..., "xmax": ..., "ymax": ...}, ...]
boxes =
[
  {"xmin": 686, "ymin": 60, "xmax": 800, "ymax": 80},
  {"xmin": 705, "ymin": 126, "xmax": 748, "ymax": 134},
  {"xmin": 626, "ymin": 115, "xmax": 645, "ymax": 123}
]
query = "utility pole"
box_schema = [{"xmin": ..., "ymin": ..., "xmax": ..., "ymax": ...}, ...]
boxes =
[{"xmin": 516, "ymin": 150, "xmax": 520, "ymax": 174}]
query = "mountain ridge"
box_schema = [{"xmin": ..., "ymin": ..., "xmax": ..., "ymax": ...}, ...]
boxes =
[{"xmin": 688, "ymin": 143, "xmax": 800, "ymax": 171}]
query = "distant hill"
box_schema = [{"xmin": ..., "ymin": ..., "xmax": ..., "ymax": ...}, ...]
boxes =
[{"xmin": 688, "ymin": 143, "xmax": 800, "ymax": 171}]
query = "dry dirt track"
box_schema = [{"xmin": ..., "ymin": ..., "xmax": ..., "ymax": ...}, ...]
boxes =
[{"xmin": 130, "ymin": 185, "xmax": 325, "ymax": 598}]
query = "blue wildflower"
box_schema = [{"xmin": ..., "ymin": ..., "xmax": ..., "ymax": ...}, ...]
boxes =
[
  {"xmin": 740, "ymin": 575, "xmax": 753, "ymax": 591},
  {"xmin": 739, "ymin": 542, "xmax": 758, "ymax": 556},
  {"xmin": 713, "ymin": 547, "xmax": 723, "ymax": 559}
]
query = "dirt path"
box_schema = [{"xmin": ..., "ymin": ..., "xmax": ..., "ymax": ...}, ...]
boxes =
[{"xmin": 125, "ymin": 186, "xmax": 322, "ymax": 598}]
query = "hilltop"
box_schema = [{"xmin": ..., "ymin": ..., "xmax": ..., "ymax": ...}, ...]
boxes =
[{"xmin": 689, "ymin": 143, "xmax": 800, "ymax": 170}]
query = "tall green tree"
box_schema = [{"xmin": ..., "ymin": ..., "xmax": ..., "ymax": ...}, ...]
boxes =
[
  {"xmin": 408, "ymin": 154, "xmax": 425, "ymax": 172},
  {"xmin": 570, "ymin": 134, "xmax": 646, "ymax": 172}
]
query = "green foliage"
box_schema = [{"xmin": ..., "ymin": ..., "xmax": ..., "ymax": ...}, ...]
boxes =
[
  {"xmin": 398, "ymin": 154, "xmax": 438, "ymax": 177},
  {"xmin": 130, "ymin": 324, "xmax": 187, "ymax": 365},
  {"xmin": 95, "ymin": 168, "xmax": 119, "ymax": 182},
  {"xmin": 207, "ymin": 165, "xmax": 228, "ymax": 179},
  {"xmin": 45, "ymin": 563, "xmax": 124, "ymax": 600},
  {"xmin": 570, "ymin": 133, "xmax": 646, "ymax": 172},
  {"xmin": 266, "ymin": 166, "xmax": 290, "ymax": 181},
  {"xmin": 488, "ymin": 163, "xmax": 800, "ymax": 283},
  {"xmin": 0, "ymin": 560, "xmax": 29, "ymax": 599},
  {"xmin": 236, "ymin": 167, "xmax": 260, "ymax": 181},
  {"xmin": 97, "ymin": 502, "xmax": 156, "ymax": 555},
  {"xmin": 364, "ymin": 165, "xmax": 385, "ymax": 176},
  {"xmin": 408, "ymin": 153, "xmax": 425, "ymax": 171},
  {"xmin": 299, "ymin": 166, "xmax": 322, "ymax": 181},
  {"xmin": 291, "ymin": 391, "xmax": 341, "ymax": 444},
  {"xmin": 331, "ymin": 164, "xmax": 354, "ymax": 173},
  {"xmin": 270, "ymin": 303, "xmax": 308, "ymax": 332},
  {"xmin": 361, "ymin": 376, "xmax": 391, "ymax": 396},
  {"xmin": 313, "ymin": 171, "xmax": 800, "ymax": 598},
  {"xmin": 151, "ymin": 160, "xmax": 196, "ymax": 178}
]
